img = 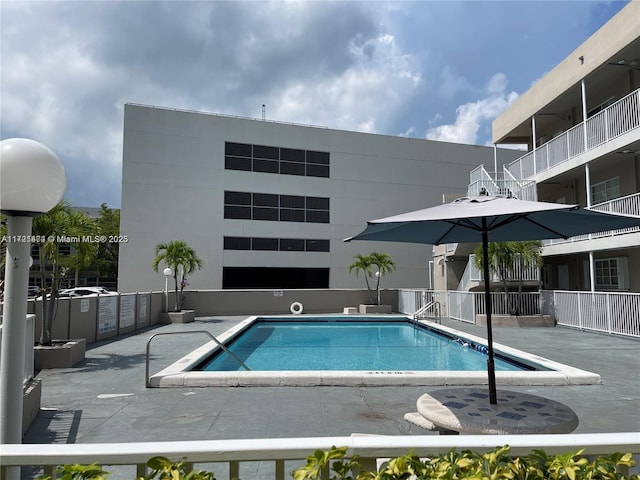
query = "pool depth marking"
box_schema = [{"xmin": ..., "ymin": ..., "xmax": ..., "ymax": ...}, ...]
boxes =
[{"xmin": 148, "ymin": 315, "xmax": 601, "ymax": 388}]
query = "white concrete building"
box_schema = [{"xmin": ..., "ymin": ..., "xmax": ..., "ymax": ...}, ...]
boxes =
[
  {"xmin": 437, "ymin": 1, "xmax": 640, "ymax": 295},
  {"xmin": 118, "ymin": 104, "xmax": 520, "ymax": 292}
]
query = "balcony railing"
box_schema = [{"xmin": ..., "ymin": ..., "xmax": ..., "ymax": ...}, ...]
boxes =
[
  {"xmin": 458, "ymin": 254, "xmax": 540, "ymax": 291},
  {"xmin": 467, "ymin": 165, "xmax": 537, "ymax": 200},
  {"xmin": 507, "ymin": 88, "xmax": 640, "ymax": 180},
  {"xmin": 544, "ymin": 192, "xmax": 640, "ymax": 246},
  {"xmin": 2, "ymin": 433, "xmax": 638, "ymax": 480}
]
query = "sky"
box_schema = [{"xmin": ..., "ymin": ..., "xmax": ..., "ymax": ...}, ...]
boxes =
[{"xmin": 0, "ymin": 0, "xmax": 630, "ymax": 208}]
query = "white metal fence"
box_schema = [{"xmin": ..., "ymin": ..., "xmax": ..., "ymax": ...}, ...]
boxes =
[
  {"xmin": 541, "ymin": 290, "xmax": 640, "ymax": 338},
  {"xmin": 399, "ymin": 289, "xmax": 640, "ymax": 337},
  {"xmin": 507, "ymin": 87, "xmax": 640, "ymax": 180},
  {"xmin": 2, "ymin": 433, "xmax": 638, "ymax": 480}
]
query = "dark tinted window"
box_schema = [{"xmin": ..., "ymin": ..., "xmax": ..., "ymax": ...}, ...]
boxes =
[
  {"xmin": 280, "ymin": 148, "xmax": 305, "ymax": 162},
  {"xmin": 225, "ymin": 191, "xmax": 251, "ymax": 205},
  {"xmin": 306, "ymin": 164, "xmax": 330, "ymax": 178},
  {"xmin": 224, "ymin": 206, "xmax": 251, "ymax": 219},
  {"xmin": 280, "ymin": 238, "xmax": 305, "ymax": 251},
  {"xmin": 225, "ymin": 156, "xmax": 252, "ymax": 171},
  {"xmin": 306, "ymin": 210, "xmax": 330, "ymax": 223},
  {"xmin": 253, "ymin": 207, "xmax": 279, "ymax": 221},
  {"xmin": 253, "ymin": 159, "xmax": 279, "ymax": 174},
  {"xmin": 253, "ymin": 144, "xmax": 279, "ymax": 160},
  {"xmin": 225, "ymin": 142, "xmax": 252, "ymax": 157},
  {"xmin": 307, "ymin": 151, "xmax": 330, "ymax": 165},
  {"xmin": 280, "ymin": 209, "xmax": 305, "ymax": 222},
  {"xmin": 306, "ymin": 239, "xmax": 330, "ymax": 252},
  {"xmin": 280, "ymin": 195, "xmax": 305, "ymax": 208},
  {"xmin": 280, "ymin": 162, "xmax": 305, "ymax": 176},
  {"xmin": 252, "ymin": 237, "xmax": 279, "ymax": 250},
  {"xmin": 306, "ymin": 197, "xmax": 330, "ymax": 210},
  {"xmin": 253, "ymin": 193, "xmax": 278, "ymax": 207},
  {"xmin": 223, "ymin": 237, "xmax": 251, "ymax": 250}
]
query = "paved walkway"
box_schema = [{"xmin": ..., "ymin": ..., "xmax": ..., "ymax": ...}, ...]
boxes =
[{"xmin": 22, "ymin": 315, "xmax": 639, "ymax": 476}]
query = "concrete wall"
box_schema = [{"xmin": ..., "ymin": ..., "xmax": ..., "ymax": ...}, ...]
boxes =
[
  {"xmin": 119, "ymin": 104, "xmax": 522, "ymax": 293},
  {"xmin": 29, "ymin": 292, "xmax": 163, "ymax": 344},
  {"xmin": 183, "ymin": 289, "xmax": 397, "ymax": 315}
]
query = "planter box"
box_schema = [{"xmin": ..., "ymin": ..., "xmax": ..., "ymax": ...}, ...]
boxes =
[
  {"xmin": 475, "ymin": 314, "xmax": 555, "ymax": 327},
  {"xmin": 34, "ymin": 339, "xmax": 86, "ymax": 369},
  {"xmin": 23, "ymin": 378, "xmax": 42, "ymax": 434},
  {"xmin": 160, "ymin": 310, "xmax": 195, "ymax": 324},
  {"xmin": 359, "ymin": 304, "xmax": 392, "ymax": 314}
]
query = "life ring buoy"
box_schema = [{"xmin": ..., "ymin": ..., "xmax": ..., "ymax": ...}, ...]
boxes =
[{"xmin": 290, "ymin": 302, "xmax": 304, "ymax": 314}]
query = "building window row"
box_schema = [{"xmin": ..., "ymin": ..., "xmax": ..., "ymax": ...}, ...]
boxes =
[
  {"xmin": 224, "ymin": 236, "xmax": 330, "ymax": 252},
  {"xmin": 225, "ymin": 142, "xmax": 330, "ymax": 178},
  {"xmin": 224, "ymin": 191, "xmax": 330, "ymax": 223}
]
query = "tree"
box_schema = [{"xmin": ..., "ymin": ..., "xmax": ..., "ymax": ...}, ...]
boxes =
[
  {"xmin": 369, "ymin": 252, "xmax": 397, "ymax": 305},
  {"xmin": 473, "ymin": 240, "xmax": 542, "ymax": 315},
  {"xmin": 152, "ymin": 240, "xmax": 202, "ymax": 311},
  {"xmin": 61, "ymin": 211, "xmax": 98, "ymax": 287},
  {"xmin": 348, "ymin": 252, "xmax": 397, "ymax": 305},
  {"xmin": 94, "ymin": 203, "xmax": 120, "ymax": 281},
  {"xmin": 31, "ymin": 200, "xmax": 96, "ymax": 345},
  {"xmin": 348, "ymin": 253, "xmax": 375, "ymax": 304}
]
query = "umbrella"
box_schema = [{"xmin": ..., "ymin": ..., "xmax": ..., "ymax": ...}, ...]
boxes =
[{"xmin": 345, "ymin": 195, "xmax": 640, "ymax": 404}]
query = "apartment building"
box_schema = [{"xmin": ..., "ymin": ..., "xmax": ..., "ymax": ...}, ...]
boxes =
[
  {"xmin": 117, "ymin": 104, "xmax": 521, "ymax": 293},
  {"xmin": 441, "ymin": 1, "xmax": 640, "ymax": 295}
]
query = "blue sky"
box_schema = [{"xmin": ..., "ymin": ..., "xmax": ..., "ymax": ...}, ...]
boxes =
[{"xmin": 0, "ymin": 0, "xmax": 629, "ymax": 208}]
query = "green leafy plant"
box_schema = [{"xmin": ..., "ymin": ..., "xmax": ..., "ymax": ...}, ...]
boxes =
[
  {"xmin": 33, "ymin": 447, "xmax": 640, "ymax": 480},
  {"xmin": 37, "ymin": 463, "xmax": 110, "ymax": 480},
  {"xmin": 140, "ymin": 456, "xmax": 216, "ymax": 480},
  {"xmin": 152, "ymin": 240, "xmax": 202, "ymax": 311},
  {"xmin": 348, "ymin": 252, "xmax": 397, "ymax": 305}
]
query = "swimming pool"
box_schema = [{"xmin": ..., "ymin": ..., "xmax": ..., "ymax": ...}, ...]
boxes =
[
  {"xmin": 148, "ymin": 315, "xmax": 601, "ymax": 387},
  {"xmin": 197, "ymin": 320, "xmax": 526, "ymax": 372}
]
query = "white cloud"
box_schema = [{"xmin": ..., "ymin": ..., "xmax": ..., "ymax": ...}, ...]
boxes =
[
  {"xmin": 425, "ymin": 73, "xmax": 519, "ymax": 145},
  {"xmin": 269, "ymin": 33, "xmax": 422, "ymax": 134}
]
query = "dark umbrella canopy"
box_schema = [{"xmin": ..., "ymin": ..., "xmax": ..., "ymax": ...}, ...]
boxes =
[{"xmin": 345, "ymin": 196, "xmax": 640, "ymax": 404}]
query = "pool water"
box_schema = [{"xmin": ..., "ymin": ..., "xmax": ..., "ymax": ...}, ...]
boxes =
[{"xmin": 197, "ymin": 320, "xmax": 526, "ymax": 372}]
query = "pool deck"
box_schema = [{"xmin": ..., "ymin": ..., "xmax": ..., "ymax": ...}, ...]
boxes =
[{"xmin": 25, "ymin": 315, "xmax": 639, "ymax": 446}]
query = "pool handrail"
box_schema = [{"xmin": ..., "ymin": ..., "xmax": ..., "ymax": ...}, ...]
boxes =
[{"xmin": 145, "ymin": 330, "xmax": 250, "ymax": 387}]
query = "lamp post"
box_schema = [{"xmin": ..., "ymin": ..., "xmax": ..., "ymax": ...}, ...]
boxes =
[
  {"xmin": 0, "ymin": 139, "xmax": 66, "ymax": 477},
  {"xmin": 163, "ymin": 267, "xmax": 173, "ymax": 313}
]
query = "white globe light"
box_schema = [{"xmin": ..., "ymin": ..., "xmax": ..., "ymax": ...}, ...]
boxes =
[
  {"xmin": 163, "ymin": 267, "xmax": 173, "ymax": 277},
  {"xmin": 0, "ymin": 138, "xmax": 66, "ymax": 214}
]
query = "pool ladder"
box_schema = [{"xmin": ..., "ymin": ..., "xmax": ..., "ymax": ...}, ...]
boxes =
[
  {"xmin": 145, "ymin": 330, "xmax": 250, "ymax": 387},
  {"xmin": 413, "ymin": 300, "xmax": 441, "ymax": 324}
]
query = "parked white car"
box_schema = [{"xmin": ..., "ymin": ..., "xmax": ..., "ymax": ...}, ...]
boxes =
[{"xmin": 58, "ymin": 287, "xmax": 114, "ymax": 297}]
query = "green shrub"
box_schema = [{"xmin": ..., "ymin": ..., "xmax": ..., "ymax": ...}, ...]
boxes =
[{"xmin": 35, "ymin": 446, "xmax": 639, "ymax": 480}]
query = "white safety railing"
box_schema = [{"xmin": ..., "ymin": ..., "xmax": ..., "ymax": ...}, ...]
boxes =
[
  {"xmin": 0, "ymin": 314, "xmax": 35, "ymax": 385},
  {"xmin": 507, "ymin": 88, "xmax": 640, "ymax": 180},
  {"xmin": 475, "ymin": 292, "xmax": 541, "ymax": 316},
  {"xmin": 457, "ymin": 254, "xmax": 540, "ymax": 291},
  {"xmin": 5, "ymin": 433, "xmax": 637, "ymax": 480},
  {"xmin": 544, "ymin": 192, "xmax": 640, "ymax": 246},
  {"xmin": 467, "ymin": 165, "xmax": 537, "ymax": 201},
  {"xmin": 541, "ymin": 290, "xmax": 640, "ymax": 338}
]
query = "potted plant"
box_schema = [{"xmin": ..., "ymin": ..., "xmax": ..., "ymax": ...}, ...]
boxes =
[
  {"xmin": 348, "ymin": 252, "xmax": 396, "ymax": 313},
  {"xmin": 153, "ymin": 240, "xmax": 202, "ymax": 323},
  {"xmin": 31, "ymin": 201, "xmax": 95, "ymax": 368}
]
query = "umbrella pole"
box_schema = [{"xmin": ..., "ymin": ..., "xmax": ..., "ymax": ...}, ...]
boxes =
[{"xmin": 481, "ymin": 229, "xmax": 498, "ymax": 404}]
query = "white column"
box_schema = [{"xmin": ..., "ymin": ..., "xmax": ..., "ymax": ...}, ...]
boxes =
[{"xmin": 531, "ymin": 116, "xmax": 537, "ymax": 175}]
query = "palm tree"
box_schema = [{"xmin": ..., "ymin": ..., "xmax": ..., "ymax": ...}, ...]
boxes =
[
  {"xmin": 473, "ymin": 240, "xmax": 542, "ymax": 314},
  {"xmin": 349, "ymin": 252, "xmax": 397, "ymax": 305},
  {"xmin": 348, "ymin": 254, "xmax": 375, "ymax": 304},
  {"xmin": 152, "ymin": 240, "xmax": 202, "ymax": 311},
  {"xmin": 369, "ymin": 252, "xmax": 397, "ymax": 305},
  {"xmin": 61, "ymin": 211, "xmax": 98, "ymax": 287},
  {"xmin": 31, "ymin": 200, "xmax": 76, "ymax": 345}
]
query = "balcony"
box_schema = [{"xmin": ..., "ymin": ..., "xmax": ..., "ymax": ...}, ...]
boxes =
[
  {"xmin": 544, "ymin": 192, "xmax": 640, "ymax": 247},
  {"xmin": 507, "ymin": 88, "xmax": 640, "ymax": 181}
]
